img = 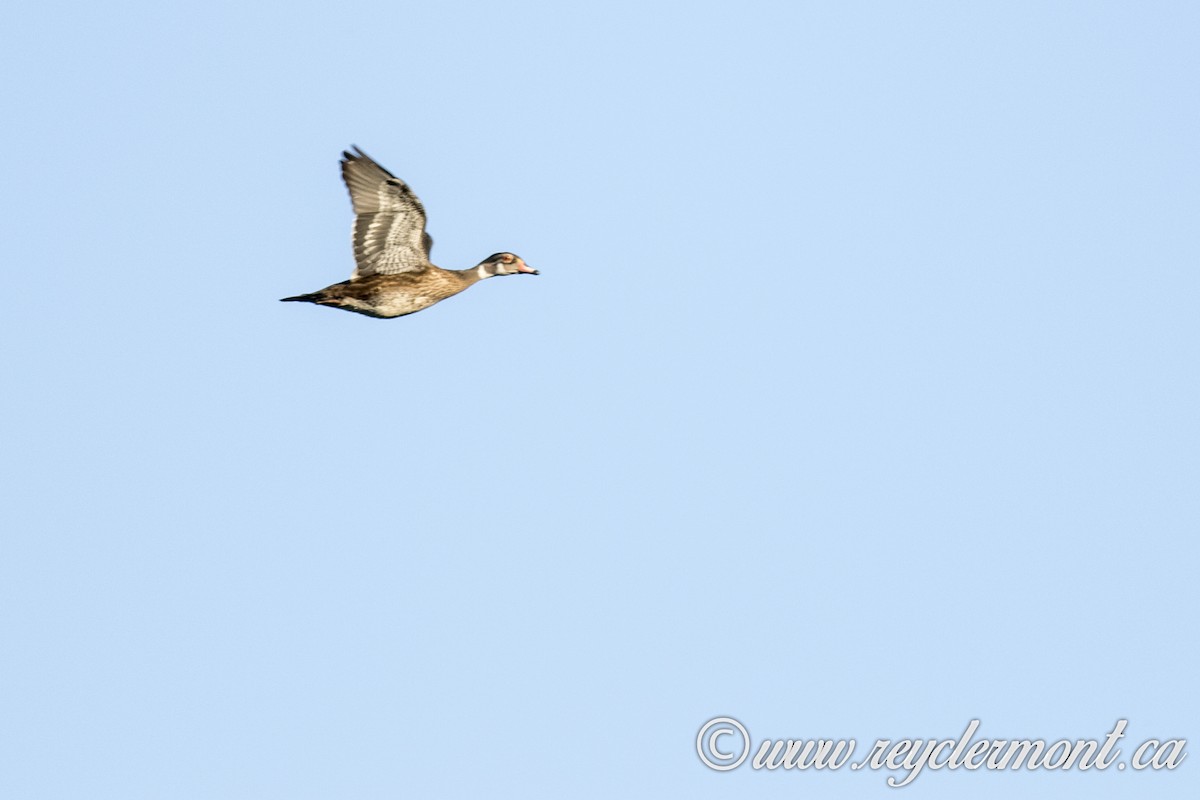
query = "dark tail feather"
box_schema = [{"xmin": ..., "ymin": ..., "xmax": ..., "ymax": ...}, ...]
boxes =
[{"xmin": 280, "ymin": 292, "xmax": 321, "ymax": 303}]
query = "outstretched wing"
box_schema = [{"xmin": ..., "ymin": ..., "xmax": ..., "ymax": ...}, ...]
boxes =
[{"xmin": 341, "ymin": 146, "xmax": 434, "ymax": 277}]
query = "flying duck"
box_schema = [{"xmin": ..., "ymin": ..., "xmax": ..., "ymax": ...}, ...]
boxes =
[{"xmin": 281, "ymin": 146, "xmax": 538, "ymax": 318}]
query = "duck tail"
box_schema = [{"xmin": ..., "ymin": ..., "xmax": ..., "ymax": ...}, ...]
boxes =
[{"xmin": 280, "ymin": 292, "xmax": 321, "ymax": 303}]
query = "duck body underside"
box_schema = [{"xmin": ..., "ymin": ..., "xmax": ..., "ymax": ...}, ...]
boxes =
[{"xmin": 280, "ymin": 271, "xmax": 472, "ymax": 318}]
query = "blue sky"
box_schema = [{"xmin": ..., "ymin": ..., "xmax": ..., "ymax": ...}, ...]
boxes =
[{"xmin": 1, "ymin": 1, "xmax": 1196, "ymax": 797}]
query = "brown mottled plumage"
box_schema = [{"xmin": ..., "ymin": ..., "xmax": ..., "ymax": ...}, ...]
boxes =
[{"xmin": 281, "ymin": 146, "xmax": 538, "ymax": 318}]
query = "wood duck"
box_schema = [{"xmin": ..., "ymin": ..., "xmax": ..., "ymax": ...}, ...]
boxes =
[{"xmin": 282, "ymin": 146, "xmax": 538, "ymax": 318}]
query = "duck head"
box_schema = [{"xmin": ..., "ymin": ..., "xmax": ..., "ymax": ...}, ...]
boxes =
[{"xmin": 477, "ymin": 252, "xmax": 539, "ymax": 277}]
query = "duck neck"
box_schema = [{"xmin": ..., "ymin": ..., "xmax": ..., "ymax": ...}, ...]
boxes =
[{"xmin": 464, "ymin": 263, "xmax": 498, "ymax": 283}]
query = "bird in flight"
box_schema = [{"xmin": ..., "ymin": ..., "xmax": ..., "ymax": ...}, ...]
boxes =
[{"xmin": 281, "ymin": 146, "xmax": 538, "ymax": 318}]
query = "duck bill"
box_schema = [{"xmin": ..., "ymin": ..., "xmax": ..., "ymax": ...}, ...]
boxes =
[{"xmin": 516, "ymin": 261, "xmax": 539, "ymax": 275}]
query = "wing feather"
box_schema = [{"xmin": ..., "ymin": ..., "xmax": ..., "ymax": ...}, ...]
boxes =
[{"xmin": 340, "ymin": 146, "xmax": 434, "ymax": 277}]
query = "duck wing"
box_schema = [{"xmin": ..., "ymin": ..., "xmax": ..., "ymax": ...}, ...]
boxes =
[{"xmin": 340, "ymin": 146, "xmax": 434, "ymax": 277}]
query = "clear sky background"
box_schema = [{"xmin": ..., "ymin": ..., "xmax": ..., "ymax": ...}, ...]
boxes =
[{"xmin": 1, "ymin": 1, "xmax": 1196, "ymax": 798}]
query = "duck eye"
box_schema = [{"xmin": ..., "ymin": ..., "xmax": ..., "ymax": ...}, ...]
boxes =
[{"xmin": 501, "ymin": 254, "xmax": 514, "ymax": 264}]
